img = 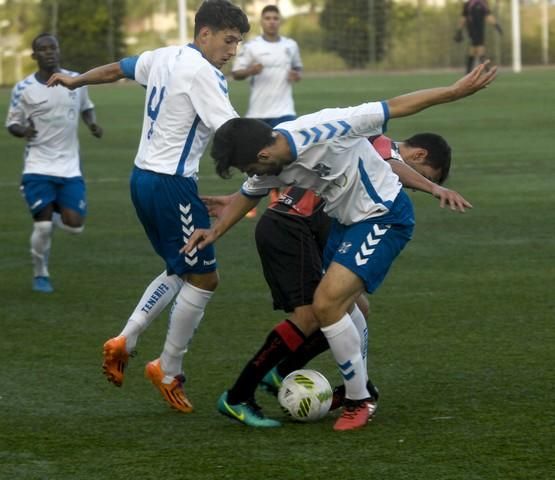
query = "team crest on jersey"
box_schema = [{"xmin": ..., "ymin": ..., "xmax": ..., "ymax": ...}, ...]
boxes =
[
  {"xmin": 312, "ymin": 163, "xmax": 331, "ymax": 177},
  {"xmin": 68, "ymin": 90, "xmax": 77, "ymax": 100},
  {"xmin": 338, "ymin": 242, "xmax": 352, "ymax": 254}
]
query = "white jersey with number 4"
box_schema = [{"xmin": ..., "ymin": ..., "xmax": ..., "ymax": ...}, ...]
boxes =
[
  {"xmin": 241, "ymin": 101, "xmax": 403, "ymax": 225},
  {"xmin": 122, "ymin": 44, "xmax": 238, "ymax": 177},
  {"xmin": 5, "ymin": 70, "xmax": 94, "ymax": 177},
  {"xmin": 233, "ymin": 36, "xmax": 302, "ymax": 119}
]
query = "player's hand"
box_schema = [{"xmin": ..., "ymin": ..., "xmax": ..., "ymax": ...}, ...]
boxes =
[
  {"xmin": 180, "ymin": 228, "xmax": 217, "ymax": 254},
  {"xmin": 89, "ymin": 123, "xmax": 103, "ymax": 138},
  {"xmin": 451, "ymin": 61, "xmax": 497, "ymax": 99},
  {"xmin": 249, "ymin": 63, "xmax": 263, "ymax": 76},
  {"xmin": 431, "ymin": 185, "xmax": 473, "ymax": 213},
  {"xmin": 47, "ymin": 72, "xmax": 79, "ymax": 90},
  {"xmin": 201, "ymin": 195, "xmax": 233, "ymax": 218},
  {"xmin": 453, "ymin": 29, "xmax": 464, "ymax": 43},
  {"xmin": 287, "ymin": 70, "xmax": 301, "ymax": 82},
  {"xmin": 23, "ymin": 118, "xmax": 37, "ymax": 140}
]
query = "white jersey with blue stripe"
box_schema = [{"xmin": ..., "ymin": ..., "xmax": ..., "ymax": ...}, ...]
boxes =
[
  {"xmin": 5, "ymin": 70, "xmax": 94, "ymax": 177},
  {"xmin": 232, "ymin": 35, "xmax": 302, "ymax": 118},
  {"xmin": 241, "ymin": 101, "xmax": 402, "ymax": 225},
  {"xmin": 121, "ymin": 44, "xmax": 238, "ymax": 177}
]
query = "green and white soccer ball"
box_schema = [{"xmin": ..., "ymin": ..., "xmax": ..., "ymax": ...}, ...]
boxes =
[{"xmin": 278, "ymin": 369, "xmax": 333, "ymax": 422}]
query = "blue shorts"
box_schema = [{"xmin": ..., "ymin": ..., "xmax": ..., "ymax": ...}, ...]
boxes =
[
  {"xmin": 323, "ymin": 190, "xmax": 415, "ymax": 293},
  {"xmin": 20, "ymin": 174, "xmax": 87, "ymax": 217},
  {"xmin": 130, "ymin": 167, "xmax": 217, "ymax": 277}
]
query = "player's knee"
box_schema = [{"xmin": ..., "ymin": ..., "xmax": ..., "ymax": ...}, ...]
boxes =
[
  {"xmin": 187, "ymin": 271, "xmax": 219, "ymax": 292},
  {"xmin": 311, "ymin": 295, "xmax": 336, "ymax": 327},
  {"xmin": 57, "ymin": 212, "xmax": 85, "ymax": 233},
  {"xmin": 290, "ymin": 306, "xmax": 319, "ymax": 335}
]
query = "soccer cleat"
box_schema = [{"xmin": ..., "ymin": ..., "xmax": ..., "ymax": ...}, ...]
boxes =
[
  {"xmin": 245, "ymin": 207, "xmax": 257, "ymax": 218},
  {"xmin": 259, "ymin": 366, "xmax": 283, "ymax": 396},
  {"xmin": 333, "ymin": 398, "xmax": 377, "ymax": 431},
  {"xmin": 32, "ymin": 276, "xmax": 54, "ymax": 293},
  {"xmin": 330, "ymin": 379, "xmax": 379, "ymax": 411},
  {"xmin": 217, "ymin": 392, "xmax": 281, "ymax": 427},
  {"xmin": 102, "ymin": 336, "xmax": 129, "ymax": 387},
  {"xmin": 144, "ymin": 358, "xmax": 193, "ymax": 413}
]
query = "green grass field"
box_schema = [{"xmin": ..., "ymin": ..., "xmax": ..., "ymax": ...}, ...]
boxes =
[{"xmin": 1, "ymin": 69, "xmax": 554, "ymax": 480}]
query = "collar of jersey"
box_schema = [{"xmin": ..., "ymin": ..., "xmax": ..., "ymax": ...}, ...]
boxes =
[{"xmin": 187, "ymin": 43, "xmax": 203, "ymax": 55}]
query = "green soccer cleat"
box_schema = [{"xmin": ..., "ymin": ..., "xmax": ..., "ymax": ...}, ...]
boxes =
[
  {"xmin": 217, "ymin": 392, "xmax": 281, "ymax": 427},
  {"xmin": 259, "ymin": 367, "xmax": 283, "ymax": 396}
]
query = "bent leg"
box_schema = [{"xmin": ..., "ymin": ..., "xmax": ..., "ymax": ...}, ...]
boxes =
[{"xmin": 159, "ymin": 271, "xmax": 218, "ymax": 378}]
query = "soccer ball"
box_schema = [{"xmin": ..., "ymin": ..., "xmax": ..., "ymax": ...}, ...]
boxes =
[{"xmin": 277, "ymin": 369, "xmax": 333, "ymax": 422}]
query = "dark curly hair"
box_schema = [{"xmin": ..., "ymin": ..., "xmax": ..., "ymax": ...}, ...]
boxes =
[
  {"xmin": 211, "ymin": 118, "xmax": 276, "ymax": 179},
  {"xmin": 194, "ymin": 0, "xmax": 250, "ymax": 37}
]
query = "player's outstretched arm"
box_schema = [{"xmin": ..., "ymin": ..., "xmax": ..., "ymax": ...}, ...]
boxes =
[
  {"xmin": 181, "ymin": 193, "xmax": 260, "ymax": 253},
  {"xmin": 388, "ymin": 159, "xmax": 472, "ymax": 213},
  {"xmin": 387, "ymin": 62, "xmax": 497, "ymax": 119},
  {"xmin": 47, "ymin": 62, "xmax": 125, "ymax": 90}
]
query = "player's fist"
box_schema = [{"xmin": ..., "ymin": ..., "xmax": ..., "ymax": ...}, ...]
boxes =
[
  {"xmin": 454, "ymin": 29, "xmax": 464, "ymax": 43},
  {"xmin": 249, "ymin": 63, "xmax": 263, "ymax": 76},
  {"xmin": 24, "ymin": 118, "xmax": 38, "ymax": 140},
  {"xmin": 89, "ymin": 123, "xmax": 103, "ymax": 138}
]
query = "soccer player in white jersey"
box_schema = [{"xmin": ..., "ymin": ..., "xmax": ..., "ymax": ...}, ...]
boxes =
[
  {"xmin": 5, "ymin": 33, "xmax": 103, "ymax": 294},
  {"xmin": 232, "ymin": 4, "xmax": 303, "ymax": 217},
  {"xmin": 47, "ymin": 0, "xmax": 250, "ymax": 414},
  {"xmin": 232, "ymin": 5, "xmax": 302, "ymax": 127},
  {"xmin": 183, "ymin": 62, "xmax": 497, "ymax": 430}
]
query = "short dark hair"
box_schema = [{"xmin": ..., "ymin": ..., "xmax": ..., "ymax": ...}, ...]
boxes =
[
  {"xmin": 32, "ymin": 32, "xmax": 57, "ymax": 52},
  {"xmin": 404, "ymin": 133, "xmax": 452, "ymax": 184},
  {"xmin": 261, "ymin": 5, "xmax": 280, "ymax": 16},
  {"xmin": 194, "ymin": 0, "xmax": 250, "ymax": 37},
  {"xmin": 211, "ymin": 118, "xmax": 275, "ymax": 179}
]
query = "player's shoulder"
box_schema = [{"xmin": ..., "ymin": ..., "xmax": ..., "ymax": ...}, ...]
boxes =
[
  {"xmin": 13, "ymin": 73, "xmax": 36, "ymax": 90},
  {"xmin": 10, "ymin": 74, "xmax": 38, "ymax": 102},
  {"xmin": 280, "ymin": 36, "xmax": 298, "ymax": 47},
  {"xmin": 175, "ymin": 44, "xmax": 211, "ymax": 71},
  {"xmin": 241, "ymin": 35, "xmax": 263, "ymax": 50}
]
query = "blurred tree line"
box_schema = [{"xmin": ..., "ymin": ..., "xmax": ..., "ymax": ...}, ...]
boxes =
[{"xmin": 0, "ymin": 0, "xmax": 554, "ymax": 84}]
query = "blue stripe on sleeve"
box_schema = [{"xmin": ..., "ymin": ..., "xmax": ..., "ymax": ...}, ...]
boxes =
[
  {"xmin": 120, "ymin": 56, "xmax": 139, "ymax": 80},
  {"xmin": 380, "ymin": 100, "xmax": 390, "ymax": 133}
]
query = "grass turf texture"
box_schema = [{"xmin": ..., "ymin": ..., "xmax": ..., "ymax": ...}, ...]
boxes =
[{"xmin": 0, "ymin": 69, "xmax": 553, "ymax": 479}]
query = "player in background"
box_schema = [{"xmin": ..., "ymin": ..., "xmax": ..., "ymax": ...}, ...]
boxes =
[
  {"xmin": 183, "ymin": 62, "xmax": 497, "ymax": 430},
  {"xmin": 203, "ymin": 133, "xmax": 452, "ymax": 427},
  {"xmin": 454, "ymin": 0, "xmax": 502, "ymax": 73},
  {"xmin": 5, "ymin": 33, "xmax": 103, "ymax": 294},
  {"xmin": 47, "ymin": 0, "xmax": 250, "ymax": 414},
  {"xmin": 232, "ymin": 4, "xmax": 303, "ymax": 218}
]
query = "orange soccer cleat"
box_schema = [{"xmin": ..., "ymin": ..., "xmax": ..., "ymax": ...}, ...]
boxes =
[
  {"xmin": 245, "ymin": 207, "xmax": 257, "ymax": 219},
  {"xmin": 144, "ymin": 358, "xmax": 193, "ymax": 414},
  {"xmin": 102, "ymin": 336, "xmax": 129, "ymax": 387},
  {"xmin": 333, "ymin": 398, "xmax": 377, "ymax": 431}
]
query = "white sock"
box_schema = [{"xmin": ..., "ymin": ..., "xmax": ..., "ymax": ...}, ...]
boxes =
[
  {"xmin": 350, "ymin": 303, "xmax": 368, "ymax": 381},
  {"xmin": 120, "ymin": 271, "xmax": 183, "ymax": 352},
  {"xmin": 52, "ymin": 212, "xmax": 85, "ymax": 234},
  {"xmin": 321, "ymin": 313, "xmax": 369, "ymax": 401},
  {"xmin": 30, "ymin": 221, "xmax": 53, "ymax": 277},
  {"xmin": 160, "ymin": 282, "xmax": 214, "ymax": 380}
]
